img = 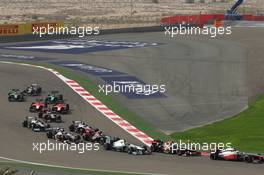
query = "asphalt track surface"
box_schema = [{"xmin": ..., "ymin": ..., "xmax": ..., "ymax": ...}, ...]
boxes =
[
  {"xmin": 0, "ymin": 28, "xmax": 264, "ymax": 174},
  {"xmin": 0, "ymin": 58, "xmax": 263, "ymax": 175}
]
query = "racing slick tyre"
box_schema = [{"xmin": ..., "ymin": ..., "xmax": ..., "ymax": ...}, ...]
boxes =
[
  {"xmin": 8, "ymin": 97, "xmax": 13, "ymax": 102},
  {"xmin": 244, "ymin": 156, "xmax": 253, "ymax": 163},
  {"xmin": 104, "ymin": 143, "xmax": 112, "ymax": 150},
  {"xmin": 47, "ymin": 131, "xmax": 53, "ymax": 139},
  {"xmin": 19, "ymin": 96, "xmax": 24, "ymax": 102},
  {"xmin": 58, "ymin": 94, "xmax": 63, "ymax": 101},
  {"xmin": 83, "ymin": 135, "xmax": 91, "ymax": 142},
  {"xmin": 29, "ymin": 106, "xmax": 41, "ymax": 113},
  {"xmin": 74, "ymin": 135, "xmax": 81, "ymax": 144},
  {"xmin": 56, "ymin": 116, "xmax": 62, "ymax": 123},
  {"xmin": 77, "ymin": 128, "xmax": 85, "ymax": 134},
  {"xmin": 127, "ymin": 148, "xmax": 132, "ymax": 154},
  {"xmin": 69, "ymin": 124, "xmax": 75, "ymax": 132},
  {"xmin": 22, "ymin": 121, "xmax": 28, "ymax": 128},
  {"xmin": 210, "ymin": 154, "xmax": 218, "ymax": 160}
]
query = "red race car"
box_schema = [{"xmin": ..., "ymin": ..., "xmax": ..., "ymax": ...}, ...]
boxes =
[
  {"xmin": 52, "ymin": 101, "xmax": 70, "ymax": 114},
  {"xmin": 29, "ymin": 99, "xmax": 46, "ymax": 112}
]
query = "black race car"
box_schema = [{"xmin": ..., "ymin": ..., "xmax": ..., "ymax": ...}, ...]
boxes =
[
  {"xmin": 40, "ymin": 112, "xmax": 62, "ymax": 123},
  {"xmin": 46, "ymin": 127, "xmax": 65, "ymax": 139},
  {"xmin": 151, "ymin": 140, "xmax": 177, "ymax": 154},
  {"xmin": 50, "ymin": 131, "xmax": 81, "ymax": 144},
  {"xmin": 22, "ymin": 84, "xmax": 42, "ymax": 96},
  {"xmin": 8, "ymin": 89, "xmax": 24, "ymax": 102},
  {"xmin": 69, "ymin": 121, "xmax": 90, "ymax": 134}
]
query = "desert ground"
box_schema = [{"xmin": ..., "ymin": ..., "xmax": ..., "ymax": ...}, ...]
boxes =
[{"xmin": 0, "ymin": 0, "xmax": 263, "ymax": 28}]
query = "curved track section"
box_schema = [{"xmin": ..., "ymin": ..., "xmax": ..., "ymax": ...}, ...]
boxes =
[
  {"xmin": 0, "ymin": 62, "xmax": 263, "ymax": 175},
  {"xmin": 1, "ymin": 28, "xmax": 262, "ymax": 134}
]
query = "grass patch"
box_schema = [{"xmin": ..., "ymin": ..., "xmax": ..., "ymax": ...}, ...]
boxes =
[{"xmin": 171, "ymin": 95, "xmax": 264, "ymax": 153}]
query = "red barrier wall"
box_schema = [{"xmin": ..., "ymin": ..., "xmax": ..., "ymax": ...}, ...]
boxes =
[{"xmin": 161, "ymin": 14, "xmax": 264, "ymax": 27}]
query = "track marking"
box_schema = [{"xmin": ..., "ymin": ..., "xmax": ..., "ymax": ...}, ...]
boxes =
[
  {"xmin": 0, "ymin": 61, "xmax": 154, "ymax": 146},
  {"xmin": 0, "ymin": 156, "xmax": 166, "ymax": 175}
]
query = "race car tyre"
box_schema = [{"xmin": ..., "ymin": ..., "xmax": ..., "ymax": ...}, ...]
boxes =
[
  {"xmin": 104, "ymin": 143, "xmax": 111, "ymax": 150},
  {"xmin": 244, "ymin": 156, "xmax": 253, "ymax": 163},
  {"xmin": 69, "ymin": 124, "xmax": 75, "ymax": 132},
  {"xmin": 128, "ymin": 148, "xmax": 132, "ymax": 154},
  {"xmin": 58, "ymin": 94, "xmax": 63, "ymax": 101},
  {"xmin": 29, "ymin": 106, "xmax": 36, "ymax": 112},
  {"xmin": 22, "ymin": 121, "xmax": 28, "ymax": 128},
  {"xmin": 8, "ymin": 97, "xmax": 13, "ymax": 102},
  {"xmin": 83, "ymin": 135, "xmax": 91, "ymax": 141},
  {"xmin": 47, "ymin": 132, "xmax": 53, "ymax": 139},
  {"xmin": 56, "ymin": 117, "xmax": 62, "ymax": 123},
  {"xmin": 210, "ymin": 154, "xmax": 218, "ymax": 160}
]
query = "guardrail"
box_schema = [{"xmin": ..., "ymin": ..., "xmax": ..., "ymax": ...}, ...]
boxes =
[{"xmin": 0, "ymin": 26, "xmax": 163, "ymax": 43}]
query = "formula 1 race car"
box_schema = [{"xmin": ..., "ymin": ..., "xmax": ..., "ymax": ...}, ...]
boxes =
[
  {"xmin": 127, "ymin": 144, "xmax": 152, "ymax": 155},
  {"xmin": 210, "ymin": 148, "xmax": 264, "ymax": 163},
  {"xmin": 52, "ymin": 101, "xmax": 70, "ymax": 114},
  {"xmin": 22, "ymin": 84, "xmax": 42, "ymax": 96},
  {"xmin": 243, "ymin": 153, "xmax": 264, "ymax": 164},
  {"xmin": 82, "ymin": 128, "xmax": 103, "ymax": 142},
  {"xmin": 46, "ymin": 127, "xmax": 65, "ymax": 139},
  {"xmin": 40, "ymin": 112, "xmax": 62, "ymax": 123},
  {"xmin": 8, "ymin": 89, "xmax": 24, "ymax": 102},
  {"xmin": 151, "ymin": 140, "xmax": 177, "ymax": 154},
  {"xmin": 69, "ymin": 121, "xmax": 90, "ymax": 134},
  {"xmin": 151, "ymin": 139, "xmax": 164, "ymax": 153},
  {"xmin": 29, "ymin": 99, "xmax": 46, "ymax": 112},
  {"xmin": 45, "ymin": 91, "xmax": 63, "ymax": 104},
  {"xmin": 47, "ymin": 129, "xmax": 81, "ymax": 144},
  {"xmin": 104, "ymin": 137, "xmax": 151, "ymax": 155},
  {"xmin": 176, "ymin": 148, "xmax": 202, "ymax": 157},
  {"xmin": 22, "ymin": 116, "xmax": 50, "ymax": 132}
]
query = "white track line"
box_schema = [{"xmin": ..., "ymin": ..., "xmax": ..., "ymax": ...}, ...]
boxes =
[{"xmin": 0, "ymin": 156, "xmax": 166, "ymax": 175}]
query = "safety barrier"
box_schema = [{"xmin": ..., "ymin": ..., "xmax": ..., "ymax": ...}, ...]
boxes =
[
  {"xmin": 161, "ymin": 14, "xmax": 264, "ymax": 27},
  {"xmin": 0, "ymin": 21, "xmax": 64, "ymax": 36}
]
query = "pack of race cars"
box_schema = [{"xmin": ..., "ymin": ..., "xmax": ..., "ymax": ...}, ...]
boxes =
[{"xmin": 8, "ymin": 84, "xmax": 264, "ymax": 161}]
